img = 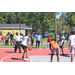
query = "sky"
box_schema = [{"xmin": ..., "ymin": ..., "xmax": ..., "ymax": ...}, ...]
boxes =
[{"xmin": 56, "ymin": 12, "xmax": 62, "ymax": 19}]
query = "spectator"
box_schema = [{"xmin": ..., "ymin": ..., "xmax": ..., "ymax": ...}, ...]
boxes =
[
  {"xmin": 19, "ymin": 33, "xmax": 23, "ymax": 43},
  {"xmin": 31, "ymin": 33, "xmax": 34, "ymax": 47},
  {"xmin": 5, "ymin": 34, "xmax": 9, "ymax": 45},
  {"xmin": 61, "ymin": 34, "xmax": 65, "ymax": 43},
  {"xmin": 47, "ymin": 36, "xmax": 52, "ymax": 48},
  {"xmin": 35, "ymin": 32, "xmax": 42, "ymax": 48},
  {"xmin": 10, "ymin": 34, "xmax": 14, "ymax": 45},
  {"xmin": 2, "ymin": 35, "xmax": 5, "ymax": 45},
  {"xmin": 14, "ymin": 32, "xmax": 22, "ymax": 53}
]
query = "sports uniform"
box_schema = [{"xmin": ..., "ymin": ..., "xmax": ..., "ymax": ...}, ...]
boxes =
[
  {"xmin": 58, "ymin": 40, "xmax": 64, "ymax": 48},
  {"xmin": 21, "ymin": 35, "xmax": 30, "ymax": 61},
  {"xmin": 21, "ymin": 36, "xmax": 29, "ymax": 49},
  {"xmin": 69, "ymin": 35, "xmax": 75, "ymax": 54},
  {"xmin": 50, "ymin": 41, "xmax": 60, "ymax": 54}
]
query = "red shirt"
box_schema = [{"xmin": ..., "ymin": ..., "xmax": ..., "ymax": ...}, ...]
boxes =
[
  {"xmin": 2, "ymin": 36, "xmax": 5, "ymax": 41},
  {"xmin": 47, "ymin": 38, "xmax": 52, "ymax": 42}
]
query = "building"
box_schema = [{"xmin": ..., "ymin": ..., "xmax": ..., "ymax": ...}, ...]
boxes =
[
  {"xmin": 73, "ymin": 27, "xmax": 75, "ymax": 31},
  {"xmin": 0, "ymin": 24, "xmax": 32, "ymax": 37}
]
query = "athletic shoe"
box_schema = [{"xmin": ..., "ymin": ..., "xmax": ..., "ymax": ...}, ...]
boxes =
[{"xmin": 24, "ymin": 58, "xmax": 29, "ymax": 61}]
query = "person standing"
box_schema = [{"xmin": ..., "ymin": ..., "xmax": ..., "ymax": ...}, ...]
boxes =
[
  {"xmin": 20, "ymin": 33, "xmax": 23, "ymax": 42},
  {"xmin": 2, "ymin": 35, "xmax": 5, "ymax": 45},
  {"xmin": 10, "ymin": 34, "xmax": 14, "ymax": 45},
  {"xmin": 61, "ymin": 34, "xmax": 65, "ymax": 43},
  {"xmin": 21, "ymin": 33, "xmax": 30, "ymax": 61},
  {"xmin": 35, "ymin": 32, "xmax": 42, "ymax": 48},
  {"xmin": 5, "ymin": 34, "xmax": 9, "ymax": 45},
  {"xmin": 49, "ymin": 39, "xmax": 60, "ymax": 62},
  {"xmin": 47, "ymin": 36, "xmax": 52, "ymax": 48},
  {"xmin": 68, "ymin": 30, "xmax": 75, "ymax": 62},
  {"xmin": 14, "ymin": 32, "xmax": 22, "ymax": 53},
  {"xmin": 30, "ymin": 33, "xmax": 34, "ymax": 47}
]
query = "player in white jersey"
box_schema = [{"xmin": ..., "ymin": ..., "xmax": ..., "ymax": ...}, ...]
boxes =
[
  {"xmin": 58, "ymin": 37, "xmax": 64, "ymax": 55},
  {"xmin": 69, "ymin": 30, "xmax": 75, "ymax": 62},
  {"xmin": 21, "ymin": 33, "xmax": 30, "ymax": 61}
]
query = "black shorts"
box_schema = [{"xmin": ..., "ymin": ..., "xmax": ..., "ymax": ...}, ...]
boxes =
[
  {"xmin": 60, "ymin": 46, "xmax": 63, "ymax": 49},
  {"xmin": 31, "ymin": 40, "xmax": 34, "ymax": 44},
  {"xmin": 21, "ymin": 44, "xmax": 28, "ymax": 49}
]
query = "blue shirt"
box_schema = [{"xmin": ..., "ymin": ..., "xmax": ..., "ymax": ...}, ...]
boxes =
[{"xmin": 35, "ymin": 34, "xmax": 42, "ymax": 41}]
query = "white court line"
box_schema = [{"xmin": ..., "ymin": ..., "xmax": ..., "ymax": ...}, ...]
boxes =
[
  {"xmin": 0, "ymin": 53, "xmax": 19, "ymax": 62},
  {"xmin": 29, "ymin": 56, "xmax": 32, "ymax": 62}
]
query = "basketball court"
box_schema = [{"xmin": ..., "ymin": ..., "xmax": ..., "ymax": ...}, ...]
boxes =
[{"xmin": 0, "ymin": 48, "xmax": 75, "ymax": 62}]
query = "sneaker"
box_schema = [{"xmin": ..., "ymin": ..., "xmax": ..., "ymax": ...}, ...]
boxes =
[{"xmin": 24, "ymin": 58, "xmax": 29, "ymax": 61}]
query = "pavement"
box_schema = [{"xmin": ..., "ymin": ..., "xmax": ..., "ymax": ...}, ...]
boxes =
[{"xmin": 30, "ymin": 55, "xmax": 75, "ymax": 62}]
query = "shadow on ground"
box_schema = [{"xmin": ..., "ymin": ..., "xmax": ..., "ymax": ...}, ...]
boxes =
[
  {"xmin": 5, "ymin": 51, "xmax": 14, "ymax": 53},
  {"xmin": 11, "ymin": 58, "xmax": 21, "ymax": 60}
]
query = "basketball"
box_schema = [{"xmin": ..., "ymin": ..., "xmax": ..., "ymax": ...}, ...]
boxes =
[{"xmin": 28, "ymin": 45, "xmax": 32, "ymax": 51}]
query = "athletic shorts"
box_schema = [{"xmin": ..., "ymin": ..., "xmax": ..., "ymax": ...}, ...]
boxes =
[
  {"xmin": 70, "ymin": 46, "xmax": 75, "ymax": 54},
  {"xmin": 51, "ymin": 48, "xmax": 59, "ymax": 54},
  {"xmin": 31, "ymin": 40, "xmax": 34, "ymax": 44},
  {"xmin": 59, "ymin": 46, "xmax": 63, "ymax": 49},
  {"xmin": 21, "ymin": 44, "xmax": 28, "ymax": 49}
]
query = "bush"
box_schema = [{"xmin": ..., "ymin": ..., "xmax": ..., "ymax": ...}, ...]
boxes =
[{"xmin": 48, "ymin": 33, "xmax": 54, "ymax": 39}]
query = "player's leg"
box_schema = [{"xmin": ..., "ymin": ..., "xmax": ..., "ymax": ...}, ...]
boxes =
[
  {"xmin": 70, "ymin": 46, "xmax": 74, "ymax": 62},
  {"xmin": 60, "ymin": 46, "xmax": 63, "ymax": 55},
  {"xmin": 56, "ymin": 48, "xmax": 60, "ymax": 62},
  {"xmin": 71, "ymin": 54, "xmax": 74, "ymax": 62},
  {"xmin": 61, "ymin": 46, "xmax": 64, "ymax": 55},
  {"xmin": 26, "ymin": 48, "xmax": 28, "ymax": 58},
  {"xmin": 51, "ymin": 48, "xmax": 56, "ymax": 62},
  {"xmin": 22, "ymin": 46, "xmax": 29, "ymax": 61},
  {"xmin": 22, "ymin": 50, "xmax": 25, "ymax": 59},
  {"xmin": 51, "ymin": 54, "xmax": 54, "ymax": 62}
]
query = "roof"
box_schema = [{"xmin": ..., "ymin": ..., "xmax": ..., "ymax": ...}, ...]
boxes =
[
  {"xmin": 0, "ymin": 24, "xmax": 32, "ymax": 30},
  {"xmin": 0, "ymin": 24, "xmax": 26, "ymax": 27}
]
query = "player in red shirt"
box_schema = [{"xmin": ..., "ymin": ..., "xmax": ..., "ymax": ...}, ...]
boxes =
[{"xmin": 47, "ymin": 36, "xmax": 52, "ymax": 48}]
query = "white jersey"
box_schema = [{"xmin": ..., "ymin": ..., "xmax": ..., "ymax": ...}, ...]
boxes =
[
  {"xmin": 69, "ymin": 35, "xmax": 75, "ymax": 46},
  {"xmin": 58, "ymin": 40, "xmax": 64, "ymax": 46},
  {"xmin": 14, "ymin": 35, "xmax": 20, "ymax": 42},
  {"xmin": 21, "ymin": 36, "xmax": 29, "ymax": 46},
  {"xmin": 19, "ymin": 36, "xmax": 23, "ymax": 41}
]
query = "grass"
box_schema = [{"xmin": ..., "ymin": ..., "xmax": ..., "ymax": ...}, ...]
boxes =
[
  {"xmin": 0, "ymin": 45, "xmax": 15, "ymax": 48},
  {"xmin": 0, "ymin": 45, "xmax": 68, "ymax": 48}
]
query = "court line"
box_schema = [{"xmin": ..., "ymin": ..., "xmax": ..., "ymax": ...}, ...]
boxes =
[
  {"xmin": 29, "ymin": 56, "xmax": 32, "ymax": 62},
  {"xmin": 0, "ymin": 53, "xmax": 31, "ymax": 62},
  {"xmin": 0, "ymin": 53, "xmax": 19, "ymax": 62}
]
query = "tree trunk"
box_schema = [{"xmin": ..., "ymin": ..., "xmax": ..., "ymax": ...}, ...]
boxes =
[{"xmin": 42, "ymin": 20, "xmax": 45, "ymax": 38}]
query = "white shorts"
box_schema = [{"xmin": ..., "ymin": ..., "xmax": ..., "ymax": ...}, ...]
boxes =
[{"xmin": 70, "ymin": 46, "xmax": 75, "ymax": 54}]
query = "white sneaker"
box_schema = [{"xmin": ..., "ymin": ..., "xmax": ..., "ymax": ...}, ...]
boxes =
[{"xmin": 24, "ymin": 58, "xmax": 29, "ymax": 61}]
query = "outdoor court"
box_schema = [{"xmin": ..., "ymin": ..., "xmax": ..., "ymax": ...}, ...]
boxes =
[{"xmin": 0, "ymin": 48, "xmax": 75, "ymax": 62}]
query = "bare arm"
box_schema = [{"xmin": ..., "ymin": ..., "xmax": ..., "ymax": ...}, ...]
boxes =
[
  {"xmin": 27, "ymin": 38, "xmax": 30, "ymax": 46},
  {"xmin": 49, "ymin": 43, "xmax": 52, "ymax": 51}
]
